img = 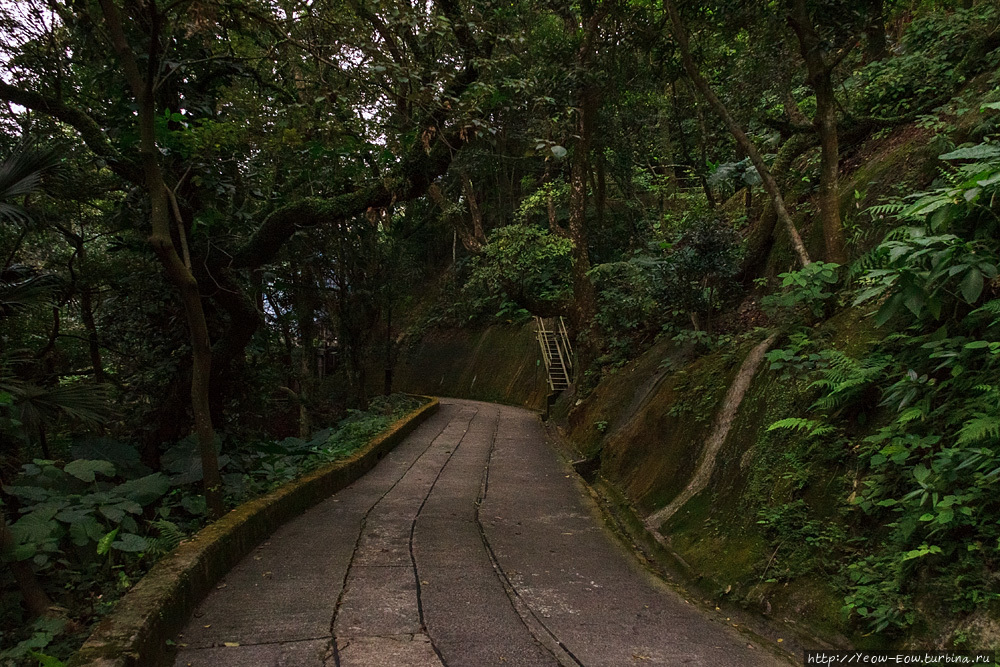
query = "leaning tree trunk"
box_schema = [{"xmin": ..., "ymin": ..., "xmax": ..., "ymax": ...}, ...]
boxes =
[
  {"xmin": 665, "ymin": 0, "xmax": 811, "ymax": 268},
  {"xmin": 100, "ymin": 0, "xmax": 223, "ymax": 518},
  {"xmin": 740, "ymin": 133, "xmax": 816, "ymax": 279}
]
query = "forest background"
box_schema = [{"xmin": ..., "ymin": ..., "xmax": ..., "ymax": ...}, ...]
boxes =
[{"xmin": 1, "ymin": 0, "xmax": 1000, "ymax": 662}]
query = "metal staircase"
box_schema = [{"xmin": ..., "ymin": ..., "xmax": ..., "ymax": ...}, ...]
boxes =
[{"xmin": 535, "ymin": 316, "xmax": 574, "ymax": 393}]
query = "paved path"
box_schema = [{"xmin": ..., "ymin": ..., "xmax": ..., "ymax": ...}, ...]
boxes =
[{"xmin": 173, "ymin": 399, "xmax": 786, "ymax": 666}]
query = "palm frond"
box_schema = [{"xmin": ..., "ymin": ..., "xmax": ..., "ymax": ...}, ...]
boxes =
[
  {"xmin": 14, "ymin": 382, "xmax": 114, "ymax": 432},
  {"xmin": 0, "ymin": 146, "xmax": 62, "ymax": 224},
  {"xmin": 0, "ymin": 146, "xmax": 61, "ymax": 201},
  {"xmin": 0, "ymin": 273, "xmax": 61, "ymax": 318}
]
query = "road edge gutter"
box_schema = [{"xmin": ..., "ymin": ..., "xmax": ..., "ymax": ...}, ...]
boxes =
[{"xmin": 67, "ymin": 397, "xmax": 440, "ymax": 667}]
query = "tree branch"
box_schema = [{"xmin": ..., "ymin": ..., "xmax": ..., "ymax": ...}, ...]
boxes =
[{"xmin": 0, "ymin": 81, "xmax": 141, "ymax": 184}]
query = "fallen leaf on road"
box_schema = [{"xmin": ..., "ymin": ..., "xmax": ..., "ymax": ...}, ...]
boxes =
[{"xmin": 224, "ymin": 642, "xmax": 240, "ymax": 647}]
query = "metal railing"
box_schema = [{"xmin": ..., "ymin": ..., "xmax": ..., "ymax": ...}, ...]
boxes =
[{"xmin": 535, "ymin": 316, "xmax": 574, "ymax": 392}]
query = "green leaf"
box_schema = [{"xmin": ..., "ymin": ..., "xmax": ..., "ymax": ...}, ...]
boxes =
[
  {"xmin": 99, "ymin": 505, "xmax": 125, "ymax": 523},
  {"xmin": 960, "ymin": 268, "xmax": 984, "ymax": 304},
  {"xmin": 29, "ymin": 652, "xmax": 66, "ymax": 667},
  {"xmin": 4, "ymin": 485, "xmax": 52, "ymax": 502},
  {"xmin": 70, "ymin": 438, "xmax": 145, "ymax": 475},
  {"xmin": 69, "ymin": 517, "xmax": 104, "ymax": 546},
  {"xmin": 111, "ymin": 533, "xmax": 148, "ymax": 552},
  {"xmin": 939, "ymin": 144, "xmax": 1000, "ymax": 160},
  {"xmin": 116, "ymin": 500, "xmax": 143, "ymax": 515},
  {"xmin": 54, "ymin": 508, "xmax": 92, "ymax": 524},
  {"xmin": 9, "ymin": 508, "xmax": 59, "ymax": 546},
  {"xmin": 64, "ymin": 459, "xmax": 116, "ymax": 483},
  {"xmin": 115, "ymin": 473, "xmax": 169, "ymax": 505},
  {"xmin": 97, "ymin": 527, "xmax": 119, "ymax": 555},
  {"xmin": 875, "ymin": 293, "xmax": 903, "ymax": 327}
]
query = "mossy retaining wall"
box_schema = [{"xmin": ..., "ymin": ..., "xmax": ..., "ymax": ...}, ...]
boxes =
[
  {"xmin": 67, "ymin": 398, "xmax": 439, "ymax": 667},
  {"xmin": 394, "ymin": 323, "xmax": 547, "ymax": 411},
  {"xmin": 561, "ymin": 323, "xmax": 871, "ymax": 647}
]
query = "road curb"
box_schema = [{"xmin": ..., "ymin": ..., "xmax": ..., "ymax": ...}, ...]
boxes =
[{"xmin": 67, "ymin": 397, "xmax": 440, "ymax": 667}]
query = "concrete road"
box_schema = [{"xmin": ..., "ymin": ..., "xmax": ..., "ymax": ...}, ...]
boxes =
[{"xmin": 173, "ymin": 399, "xmax": 786, "ymax": 666}]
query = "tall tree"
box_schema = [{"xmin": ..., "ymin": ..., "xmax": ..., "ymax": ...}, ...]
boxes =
[
  {"xmin": 787, "ymin": 0, "xmax": 853, "ymax": 264},
  {"xmin": 664, "ymin": 0, "xmax": 812, "ymax": 267}
]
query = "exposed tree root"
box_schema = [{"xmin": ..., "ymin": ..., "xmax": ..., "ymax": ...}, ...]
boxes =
[{"xmin": 644, "ymin": 334, "xmax": 778, "ymax": 533}]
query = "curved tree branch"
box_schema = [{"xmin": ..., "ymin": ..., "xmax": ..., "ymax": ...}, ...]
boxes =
[{"xmin": 0, "ymin": 81, "xmax": 142, "ymax": 184}]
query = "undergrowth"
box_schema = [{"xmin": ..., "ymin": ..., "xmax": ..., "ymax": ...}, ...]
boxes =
[{"xmin": 0, "ymin": 394, "xmax": 423, "ymax": 665}]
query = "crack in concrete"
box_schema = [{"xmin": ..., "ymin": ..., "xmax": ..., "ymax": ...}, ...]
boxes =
[
  {"xmin": 474, "ymin": 406, "xmax": 584, "ymax": 667},
  {"xmin": 408, "ymin": 410, "xmax": 479, "ymax": 667},
  {"xmin": 329, "ymin": 413, "xmax": 455, "ymax": 667},
  {"xmin": 331, "ymin": 406, "xmax": 477, "ymax": 667}
]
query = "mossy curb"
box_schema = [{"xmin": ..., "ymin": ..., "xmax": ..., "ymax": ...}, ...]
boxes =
[{"xmin": 67, "ymin": 397, "xmax": 440, "ymax": 667}]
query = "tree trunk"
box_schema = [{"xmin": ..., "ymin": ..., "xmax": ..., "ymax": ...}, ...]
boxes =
[
  {"xmin": 789, "ymin": 0, "xmax": 848, "ymax": 264},
  {"xmin": 740, "ymin": 133, "xmax": 816, "ymax": 279},
  {"xmin": 565, "ymin": 7, "xmax": 607, "ymax": 369},
  {"xmin": 99, "ymin": 0, "xmax": 223, "ymax": 519},
  {"xmin": 383, "ymin": 298, "xmax": 393, "ymax": 396},
  {"xmin": 693, "ymin": 96, "xmax": 717, "ymax": 208},
  {"xmin": 595, "ymin": 155, "xmax": 607, "ymax": 230},
  {"xmin": 568, "ymin": 84, "xmax": 599, "ymax": 355},
  {"xmin": 863, "ymin": 0, "xmax": 888, "ymax": 63},
  {"xmin": 669, "ymin": 80, "xmax": 692, "ymax": 184},
  {"xmin": 79, "ymin": 286, "xmax": 105, "ymax": 383},
  {"xmin": 459, "ymin": 172, "xmax": 486, "ymax": 248},
  {"xmin": 1, "ymin": 506, "xmax": 53, "ymax": 619},
  {"xmin": 664, "ymin": 0, "xmax": 811, "ymax": 267},
  {"xmin": 293, "ymin": 267, "xmax": 317, "ymax": 438}
]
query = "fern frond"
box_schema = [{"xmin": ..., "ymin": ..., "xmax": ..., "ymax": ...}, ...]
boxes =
[
  {"xmin": 896, "ymin": 407, "xmax": 927, "ymax": 425},
  {"xmin": 866, "ymin": 202, "xmax": 907, "ymax": 218},
  {"xmin": 957, "ymin": 415, "xmax": 1000, "ymax": 446},
  {"xmin": 969, "ymin": 300, "xmax": 1000, "ymax": 327},
  {"xmin": 809, "ymin": 352, "xmax": 890, "ymax": 411},
  {"xmin": 767, "ymin": 417, "xmax": 835, "ymax": 437},
  {"xmin": 148, "ymin": 519, "xmax": 186, "ymax": 555}
]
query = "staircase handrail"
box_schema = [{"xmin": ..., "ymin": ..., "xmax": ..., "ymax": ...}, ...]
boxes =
[
  {"xmin": 557, "ymin": 317, "xmax": 574, "ymax": 374},
  {"xmin": 535, "ymin": 317, "xmax": 557, "ymax": 392}
]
